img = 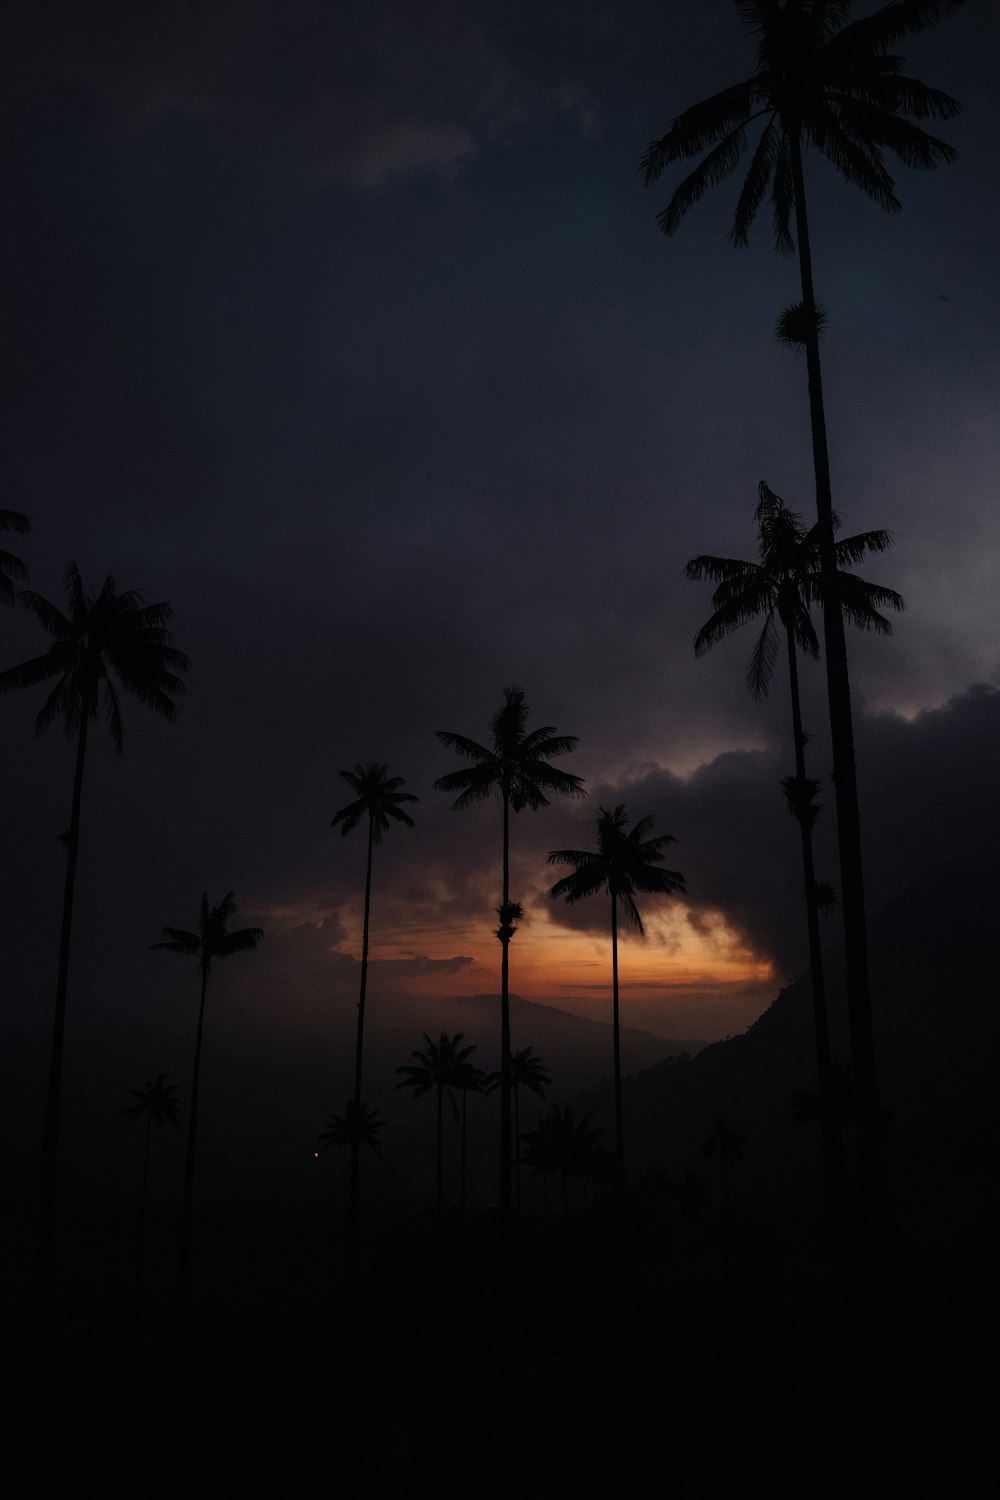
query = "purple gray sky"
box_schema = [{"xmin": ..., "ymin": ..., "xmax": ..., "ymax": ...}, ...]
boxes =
[{"xmin": 3, "ymin": 2, "xmax": 999, "ymax": 1093}]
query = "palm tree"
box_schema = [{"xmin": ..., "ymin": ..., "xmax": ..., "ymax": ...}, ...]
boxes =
[
  {"xmin": 700, "ymin": 1116, "xmax": 748, "ymax": 1217},
  {"xmin": 435, "ymin": 686, "xmax": 584, "ymax": 1217},
  {"xmin": 122, "ymin": 1073, "xmax": 180, "ymax": 1291},
  {"xmin": 452, "ymin": 1060, "xmax": 487, "ymax": 1219},
  {"xmin": 396, "ymin": 1032, "xmax": 479, "ymax": 1220},
  {"xmin": 0, "ymin": 563, "xmax": 189, "ymax": 1311},
  {"xmin": 153, "ymin": 892, "xmax": 263, "ymax": 1290},
  {"xmin": 0, "ymin": 508, "xmax": 29, "ymax": 602},
  {"xmin": 520, "ymin": 1105, "xmax": 606, "ymax": 1222},
  {"xmin": 686, "ymin": 480, "xmax": 901, "ymax": 1221},
  {"xmin": 674, "ymin": 1170, "xmax": 711, "ymax": 1240},
  {"xmin": 641, "ymin": 0, "xmax": 962, "ymax": 1216},
  {"xmin": 549, "ymin": 805, "xmax": 685, "ymax": 1196},
  {"xmin": 331, "ymin": 763, "xmax": 417, "ymax": 1271},
  {"xmin": 318, "ymin": 1099, "xmax": 384, "ymax": 1157},
  {"xmin": 486, "ymin": 1046, "xmax": 550, "ymax": 1218}
]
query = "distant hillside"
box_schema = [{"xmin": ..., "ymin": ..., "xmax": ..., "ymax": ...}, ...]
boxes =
[{"xmin": 583, "ymin": 856, "xmax": 1000, "ymax": 1298}]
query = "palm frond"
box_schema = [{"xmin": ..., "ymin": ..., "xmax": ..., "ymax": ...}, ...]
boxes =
[
  {"xmin": 656, "ymin": 126, "xmax": 750, "ymax": 236},
  {"xmin": 745, "ymin": 613, "xmax": 780, "ymax": 700},
  {"xmin": 730, "ymin": 115, "xmax": 779, "ymax": 245}
]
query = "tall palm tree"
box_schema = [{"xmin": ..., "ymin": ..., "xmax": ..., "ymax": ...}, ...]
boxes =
[
  {"xmin": 122, "ymin": 1073, "xmax": 180, "ymax": 1291},
  {"xmin": 395, "ymin": 1032, "xmax": 480, "ymax": 1221},
  {"xmin": 153, "ymin": 892, "xmax": 263, "ymax": 1290},
  {"xmin": 0, "ymin": 508, "xmax": 29, "ymax": 602},
  {"xmin": 549, "ymin": 806, "xmax": 685, "ymax": 1196},
  {"xmin": 0, "ymin": 563, "xmax": 189, "ymax": 1311},
  {"xmin": 331, "ymin": 762, "xmax": 417, "ymax": 1271},
  {"xmin": 435, "ymin": 686, "xmax": 584, "ymax": 1217},
  {"xmin": 486, "ymin": 1046, "xmax": 550, "ymax": 1218},
  {"xmin": 686, "ymin": 480, "xmax": 901, "ymax": 1221},
  {"xmin": 641, "ymin": 0, "xmax": 962, "ymax": 1214}
]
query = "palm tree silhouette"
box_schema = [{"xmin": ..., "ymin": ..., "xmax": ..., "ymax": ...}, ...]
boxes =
[
  {"xmin": 686, "ymin": 480, "xmax": 901, "ymax": 1221},
  {"xmin": 0, "ymin": 508, "xmax": 29, "ymax": 602},
  {"xmin": 395, "ymin": 1032, "xmax": 479, "ymax": 1221},
  {"xmin": 674, "ymin": 1170, "xmax": 710, "ymax": 1240},
  {"xmin": 486, "ymin": 1046, "xmax": 550, "ymax": 1218},
  {"xmin": 635, "ymin": 1167, "xmax": 677, "ymax": 1234},
  {"xmin": 520, "ymin": 1105, "xmax": 605, "ymax": 1223},
  {"xmin": 331, "ymin": 763, "xmax": 417, "ymax": 1271},
  {"xmin": 0, "ymin": 563, "xmax": 189, "ymax": 1311},
  {"xmin": 318, "ymin": 1099, "xmax": 384, "ymax": 1157},
  {"xmin": 700, "ymin": 1116, "xmax": 747, "ymax": 1218},
  {"xmin": 435, "ymin": 686, "xmax": 584, "ymax": 1217},
  {"xmin": 549, "ymin": 805, "xmax": 685, "ymax": 1196},
  {"xmin": 153, "ymin": 892, "xmax": 263, "ymax": 1291},
  {"xmin": 451, "ymin": 1059, "xmax": 486, "ymax": 1219},
  {"xmin": 122, "ymin": 1073, "xmax": 180, "ymax": 1291},
  {"xmin": 641, "ymin": 0, "xmax": 961, "ymax": 1216}
]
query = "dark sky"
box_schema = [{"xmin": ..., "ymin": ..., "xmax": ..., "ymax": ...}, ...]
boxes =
[{"xmin": 3, "ymin": 0, "xmax": 999, "ymax": 1095}]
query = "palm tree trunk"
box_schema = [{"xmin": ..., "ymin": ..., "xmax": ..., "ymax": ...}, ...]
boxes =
[
  {"xmin": 461, "ymin": 1087, "xmax": 468, "ymax": 1219},
  {"xmin": 36, "ymin": 688, "xmax": 90, "ymax": 1318},
  {"xmin": 611, "ymin": 893, "xmax": 624, "ymax": 1199},
  {"xmin": 179, "ymin": 966, "xmax": 209, "ymax": 1293},
  {"xmin": 136, "ymin": 1111, "xmax": 152, "ymax": 1293},
  {"xmin": 347, "ymin": 814, "xmax": 375, "ymax": 1276},
  {"xmin": 499, "ymin": 789, "xmax": 512, "ymax": 1220},
  {"xmin": 785, "ymin": 622, "xmax": 848, "ymax": 1228},
  {"xmin": 514, "ymin": 1085, "xmax": 521, "ymax": 1218},
  {"xmin": 436, "ymin": 1086, "xmax": 444, "ymax": 1222},
  {"xmin": 789, "ymin": 128, "xmax": 882, "ymax": 1218}
]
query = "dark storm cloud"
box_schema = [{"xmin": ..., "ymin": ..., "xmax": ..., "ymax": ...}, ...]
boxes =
[{"xmin": 538, "ymin": 684, "xmax": 1000, "ymax": 984}]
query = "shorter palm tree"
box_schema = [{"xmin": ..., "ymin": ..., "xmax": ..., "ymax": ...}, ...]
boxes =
[
  {"xmin": 700, "ymin": 1116, "xmax": 747, "ymax": 1217},
  {"xmin": 396, "ymin": 1032, "xmax": 480, "ymax": 1220},
  {"xmin": 435, "ymin": 686, "xmax": 584, "ymax": 1217},
  {"xmin": 0, "ymin": 508, "xmax": 29, "ymax": 602},
  {"xmin": 674, "ymin": 1171, "xmax": 710, "ymax": 1240},
  {"xmin": 122, "ymin": 1073, "xmax": 180, "ymax": 1290},
  {"xmin": 153, "ymin": 892, "xmax": 263, "ymax": 1289},
  {"xmin": 520, "ymin": 1105, "xmax": 605, "ymax": 1223},
  {"xmin": 549, "ymin": 805, "xmax": 685, "ymax": 1195},
  {"xmin": 487, "ymin": 1046, "xmax": 549, "ymax": 1217},
  {"xmin": 331, "ymin": 761, "xmax": 417, "ymax": 1273},
  {"xmin": 318, "ymin": 1099, "xmax": 384, "ymax": 1157}
]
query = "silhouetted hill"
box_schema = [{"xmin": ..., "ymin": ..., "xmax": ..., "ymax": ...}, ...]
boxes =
[{"xmin": 597, "ymin": 855, "xmax": 1000, "ymax": 1302}]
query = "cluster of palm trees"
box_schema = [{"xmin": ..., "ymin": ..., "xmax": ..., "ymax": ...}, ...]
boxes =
[{"xmin": 643, "ymin": 0, "xmax": 962, "ymax": 1237}]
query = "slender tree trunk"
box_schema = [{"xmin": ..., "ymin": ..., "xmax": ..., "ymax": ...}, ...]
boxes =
[
  {"xmin": 346, "ymin": 815, "xmax": 375, "ymax": 1276},
  {"xmin": 499, "ymin": 790, "xmax": 512, "ymax": 1219},
  {"xmin": 460, "ymin": 1087, "xmax": 468, "ymax": 1219},
  {"xmin": 136, "ymin": 1112, "xmax": 152, "ymax": 1293},
  {"xmin": 179, "ymin": 966, "xmax": 209, "ymax": 1294},
  {"xmin": 611, "ymin": 894, "xmax": 624, "ymax": 1199},
  {"xmin": 36, "ymin": 689, "xmax": 90, "ymax": 1318},
  {"xmin": 784, "ymin": 621, "xmax": 848, "ymax": 1226},
  {"xmin": 789, "ymin": 129, "xmax": 882, "ymax": 1218},
  {"xmin": 514, "ymin": 1085, "xmax": 521, "ymax": 1218},
  {"xmin": 436, "ymin": 1086, "xmax": 444, "ymax": 1222}
]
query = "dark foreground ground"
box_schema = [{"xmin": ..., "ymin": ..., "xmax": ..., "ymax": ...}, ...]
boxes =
[{"xmin": 8, "ymin": 1208, "xmax": 995, "ymax": 1491}]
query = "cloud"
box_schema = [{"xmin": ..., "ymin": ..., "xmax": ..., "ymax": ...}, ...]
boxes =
[{"xmin": 370, "ymin": 953, "xmax": 476, "ymax": 976}]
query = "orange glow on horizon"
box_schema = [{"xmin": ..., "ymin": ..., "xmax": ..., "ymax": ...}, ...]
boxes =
[{"xmin": 366, "ymin": 903, "xmax": 775, "ymax": 1003}]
